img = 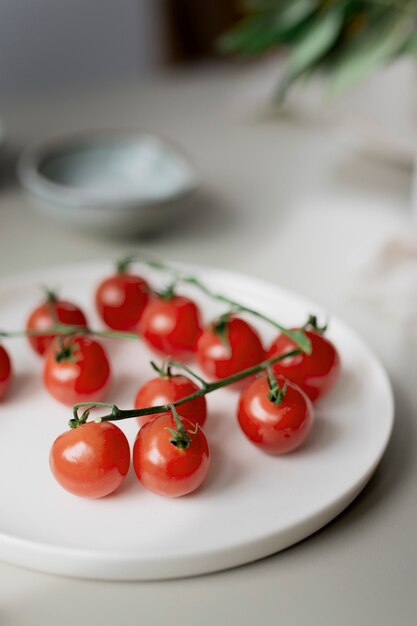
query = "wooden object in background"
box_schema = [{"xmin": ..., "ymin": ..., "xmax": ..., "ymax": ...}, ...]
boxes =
[{"xmin": 165, "ymin": 0, "xmax": 239, "ymax": 62}]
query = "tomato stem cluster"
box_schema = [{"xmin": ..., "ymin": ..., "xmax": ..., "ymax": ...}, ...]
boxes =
[
  {"xmin": 164, "ymin": 359, "xmax": 209, "ymax": 388},
  {"xmin": 0, "ymin": 255, "xmax": 312, "ymax": 355},
  {"xmin": 68, "ymin": 402, "xmax": 121, "ymax": 429},
  {"xmin": 1, "ymin": 256, "xmax": 315, "ymax": 447},
  {"xmin": 266, "ymin": 366, "xmax": 287, "ymax": 406},
  {"xmin": 166, "ymin": 404, "xmax": 194, "ymax": 449},
  {"xmin": 116, "ymin": 254, "xmax": 312, "ymax": 355},
  {"xmin": 304, "ymin": 314, "xmax": 328, "ymax": 335},
  {"xmin": 71, "ymin": 348, "xmax": 301, "ymax": 428},
  {"xmin": 180, "ymin": 276, "xmax": 311, "ymax": 353}
]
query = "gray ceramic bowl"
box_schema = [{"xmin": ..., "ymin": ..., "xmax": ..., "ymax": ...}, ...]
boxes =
[{"xmin": 17, "ymin": 131, "xmax": 199, "ymax": 237}]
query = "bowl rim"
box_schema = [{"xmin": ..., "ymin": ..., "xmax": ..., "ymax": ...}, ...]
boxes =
[{"xmin": 17, "ymin": 129, "xmax": 200, "ymax": 210}]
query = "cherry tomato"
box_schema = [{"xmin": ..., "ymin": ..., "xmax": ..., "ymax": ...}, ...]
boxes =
[
  {"xmin": 134, "ymin": 374, "xmax": 207, "ymax": 429},
  {"xmin": 237, "ymin": 375, "xmax": 314, "ymax": 454},
  {"xmin": 26, "ymin": 295, "xmax": 87, "ymax": 356},
  {"xmin": 138, "ymin": 295, "xmax": 202, "ymax": 360},
  {"xmin": 95, "ymin": 272, "xmax": 150, "ymax": 331},
  {"xmin": 267, "ymin": 329, "xmax": 340, "ymax": 402},
  {"xmin": 50, "ymin": 421, "xmax": 130, "ymax": 498},
  {"xmin": 0, "ymin": 344, "xmax": 12, "ymax": 400},
  {"xmin": 43, "ymin": 335, "xmax": 111, "ymax": 406},
  {"xmin": 133, "ymin": 413, "xmax": 210, "ymax": 497},
  {"xmin": 196, "ymin": 316, "xmax": 265, "ymax": 381}
]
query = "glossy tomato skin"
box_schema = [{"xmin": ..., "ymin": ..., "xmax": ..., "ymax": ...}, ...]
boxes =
[
  {"xmin": 138, "ymin": 295, "xmax": 202, "ymax": 360},
  {"xmin": 237, "ymin": 376, "xmax": 314, "ymax": 454},
  {"xmin": 134, "ymin": 374, "xmax": 207, "ymax": 429},
  {"xmin": 267, "ymin": 329, "xmax": 340, "ymax": 402},
  {"xmin": 0, "ymin": 344, "xmax": 12, "ymax": 400},
  {"xmin": 133, "ymin": 413, "xmax": 210, "ymax": 497},
  {"xmin": 43, "ymin": 335, "xmax": 111, "ymax": 406},
  {"xmin": 26, "ymin": 299, "xmax": 87, "ymax": 356},
  {"xmin": 95, "ymin": 273, "xmax": 150, "ymax": 331},
  {"xmin": 50, "ymin": 421, "xmax": 130, "ymax": 498},
  {"xmin": 196, "ymin": 317, "xmax": 265, "ymax": 381}
]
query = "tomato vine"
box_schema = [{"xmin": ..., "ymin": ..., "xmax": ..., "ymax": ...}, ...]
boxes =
[{"xmin": 70, "ymin": 348, "xmax": 301, "ymax": 429}]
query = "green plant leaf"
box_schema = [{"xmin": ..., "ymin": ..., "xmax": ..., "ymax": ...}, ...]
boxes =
[
  {"xmin": 286, "ymin": 6, "xmax": 345, "ymax": 76},
  {"xmin": 400, "ymin": 28, "xmax": 417, "ymax": 55},
  {"xmin": 276, "ymin": 5, "xmax": 345, "ymax": 99},
  {"xmin": 276, "ymin": 0, "xmax": 318, "ymax": 31},
  {"xmin": 329, "ymin": 13, "xmax": 413, "ymax": 95},
  {"xmin": 218, "ymin": 15, "xmax": 280, "ymax": 55},
  {"xmin": 220, "ymin": 0, "xmax": 417, "ymax": 99},
  {"xmin": 219, "ymin": 0, "xmax": 319, "ymax": 55}
]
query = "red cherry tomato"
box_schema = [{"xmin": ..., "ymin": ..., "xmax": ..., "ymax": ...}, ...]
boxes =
[
  {"xmin": 133, "ymin": 413, "xmax": 210, "ymax": 497},
  {"xmin": 267, "ymin": 329, "xmax": 340, "ymax": 402},
  {"xmin": 50, "ymin": 421, "xmax": 130, "ymax": 498},
  {"xmin": 43, "ymin": 335, "xmax": 111, "ymax": 406},
  {"xmin": 0, "ymin": 344, "xmax": 12, "ymax": 400},
  {"xmin": 95, "ymin": 272, "xmax": 150, "ymax": 331},
  {"xmin": 197, "ymin": 316, "xmax": 265, "ymax": 381},
  {"xmin": 138, "ymin": 295, "xmax": 202, "ymax": 360},
  {"xmin": 134, "ymin": 374, "xmax": 207, "ymax": 429},
  {"xmin": 237, "ymin": 375, "xmax": 314, "ymax": 454},
  {"xmin": 26, "ymin": 295, "xmax": 87, "ymax": 356}
]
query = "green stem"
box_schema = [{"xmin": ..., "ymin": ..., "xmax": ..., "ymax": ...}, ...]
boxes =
[
  {"xmin": 165, "ymin": 404, "xmax": 192, "ymax": 449},
  {"xmin": 182, "ymin": 276, "xmax": 311, "ymax": 354},
  {"xmin": 70, "ymin": 402, "xmax": 121, "ymax": 429},
  {"xmin": 266, "ymin": 366, "xmax": 287, "ymax": 406},
  {"xmin": 117, "ymin": 253, "xmax": 168, "ymax": 274},
  {"xmin": 85, "ymin": 328, "xmax": 139, "ymax": 341},
  {"xmin": 0, "ymin": 324, "xmax": 139, "ymax": 342},
  {"xmin": 116, "ymin": 257, "xmax": 131, "ymax": 274},
  {"xmin": 42, "ymin": 287, "xmax": 58, "ymax": 304},
  {"xmin": 116, "ymin": 254, "xmax": 311, "ymax": 354},
  {"xmin": 150, "ymin": 359, "xmax": 172, "ymax": 378},
  {"xmin": 167, "ymin": 360, "xmax": 209, "ymax": 388},
  {"xmin": 71, "ymin": 348, "xmax": 300, "ymax": 427},
  {"xmin": 304, "ymin": 314, "xmax": 328, "ymax": 335},
  {"xmin": 41, "ymin": 286, "xmax": 60, "ymax": 324}
]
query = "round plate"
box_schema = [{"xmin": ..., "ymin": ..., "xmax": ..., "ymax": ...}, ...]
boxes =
[{"xmin": 0, "ymin": 262, "xmax": 393, "ymax": 580}]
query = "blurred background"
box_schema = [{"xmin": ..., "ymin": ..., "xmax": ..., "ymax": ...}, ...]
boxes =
[
  {"xmin": 0, "ymin": 0, "xmax": 239, "ymax": 97},
  {"xmin": 1, "ymin": 0, "xmax": 416, "ymax": 318}
]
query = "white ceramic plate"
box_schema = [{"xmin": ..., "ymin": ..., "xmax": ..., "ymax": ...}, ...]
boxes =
[{"xmin": 0, "ymin": 262, "xmax": 393, "ymax": 580}]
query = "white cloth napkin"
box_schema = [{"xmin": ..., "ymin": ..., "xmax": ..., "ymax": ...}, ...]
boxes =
[{"xmin": 351, "ymin": 235, "xmax": 417, "ymax": 335}]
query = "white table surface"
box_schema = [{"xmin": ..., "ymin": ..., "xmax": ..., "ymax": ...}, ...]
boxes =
[{"xmin": 0, "ymin": 65, "xmax": 416, "ymax": 625}]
